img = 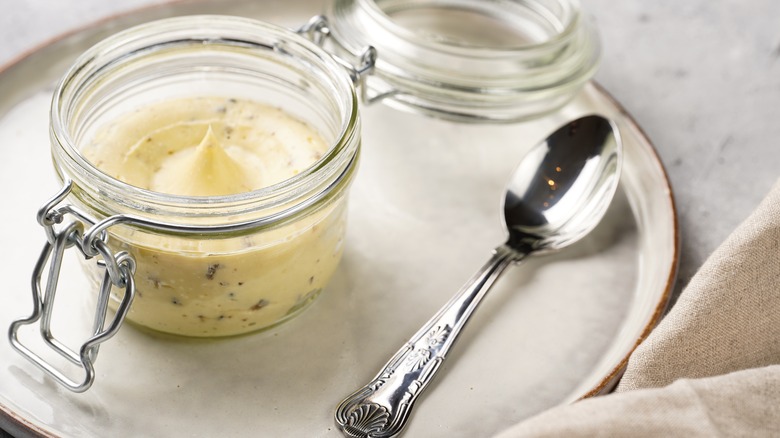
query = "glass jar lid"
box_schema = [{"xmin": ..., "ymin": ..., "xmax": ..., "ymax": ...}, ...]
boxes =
[{"xmin": 327, "ymin": 0, "xmax": 600, "ymax": 121}]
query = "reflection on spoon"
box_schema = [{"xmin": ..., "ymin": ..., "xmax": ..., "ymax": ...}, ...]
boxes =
[{"xmin": 335, "ymin": 115, "xmax": 622, "ymax": 438}]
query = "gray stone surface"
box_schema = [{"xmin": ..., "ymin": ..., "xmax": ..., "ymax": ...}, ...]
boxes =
[
  {"xmin": 0, "ymin": 0, "xmax": 777, "ymax": 436},
  {"xmin": 585, "ymin": 0, "xmax": 780, "ymax": 287}
]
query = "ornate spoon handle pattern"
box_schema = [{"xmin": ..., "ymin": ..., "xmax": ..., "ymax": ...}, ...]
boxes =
[{"xmin": 335, "ymin": 245, "xmax": 522, "ymax": 438}]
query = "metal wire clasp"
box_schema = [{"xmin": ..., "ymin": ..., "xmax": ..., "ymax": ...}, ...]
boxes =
[
  {"xmin": 8, "ymin": 180, "xmax": 136, "ymax": 393},
  {"xmin": 297, "ymin": 16, "xmax": 381, "ymax": 104}
]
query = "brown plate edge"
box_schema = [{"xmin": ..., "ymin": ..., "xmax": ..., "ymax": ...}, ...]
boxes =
[{"xmin": 577, "ymin": 82, "xmax": 681, "ymax": 400}]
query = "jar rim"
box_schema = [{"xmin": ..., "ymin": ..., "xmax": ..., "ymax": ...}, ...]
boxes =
[
  {"xmin": 50, "ymin": 15, "xmax": 360, "ymax": 228},
  {"xmin": 359, "ymin": 0, "xmax": 581, "ymax": 55}
]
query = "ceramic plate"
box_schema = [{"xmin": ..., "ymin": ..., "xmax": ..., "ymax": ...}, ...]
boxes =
[{"xmin": 0, "ymin": 1, "xmax": 678, "ymax": 436}]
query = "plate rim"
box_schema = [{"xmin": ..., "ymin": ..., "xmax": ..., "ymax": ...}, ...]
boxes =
[{"xmin": 579, "ymin": 81, "xmax": 679, "ymax": 399}]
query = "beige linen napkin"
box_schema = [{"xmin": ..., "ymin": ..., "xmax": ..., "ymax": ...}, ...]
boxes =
[{"xmin": 497, "ymin": 179, "xmax": 780, "ymax": 437}]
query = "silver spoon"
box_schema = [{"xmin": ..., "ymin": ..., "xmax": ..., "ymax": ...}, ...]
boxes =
[{"xmin": 335, "ymin": 115, "xmax": 622, "ymax": 438}]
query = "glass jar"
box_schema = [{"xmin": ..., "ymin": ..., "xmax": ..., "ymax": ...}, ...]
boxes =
[
  {"xmin": 52, "ymin": 16, "xmax": 362, "ymax": 337},
  {"xmin": 327, "ymin": 0, "xmax": 600, "ymax": 121},
  {"xmin": 9, "ymin": 14, "xmax": 366, "ymax": 391}
]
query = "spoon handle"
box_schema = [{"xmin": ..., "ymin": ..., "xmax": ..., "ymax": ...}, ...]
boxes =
[{"xmin": 335, "ymin": 245, "xmax": 523, "ymax": 438}]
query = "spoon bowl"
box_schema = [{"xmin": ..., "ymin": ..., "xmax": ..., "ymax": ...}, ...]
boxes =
[
  {"xmin": 336, "ymin": 115, "xmax": 621, "ymax": 438},
  {"xmin": 504, "ymin": 115, "xmax": 621, "ymax": 254}
]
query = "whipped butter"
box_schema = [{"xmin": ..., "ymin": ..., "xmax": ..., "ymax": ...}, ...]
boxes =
[{"xmin": 82, "ymin": 97, "xmax": 345, "ymax": 337}]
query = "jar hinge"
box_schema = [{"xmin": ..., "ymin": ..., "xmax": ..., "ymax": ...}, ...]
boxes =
[
  {"xmin": 8, "ymin": 179, "xmax": 137, "ymax": 393},
  {"xmin": 297, "ymin": 16, "xmax": 389, "ymax": 105}
]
